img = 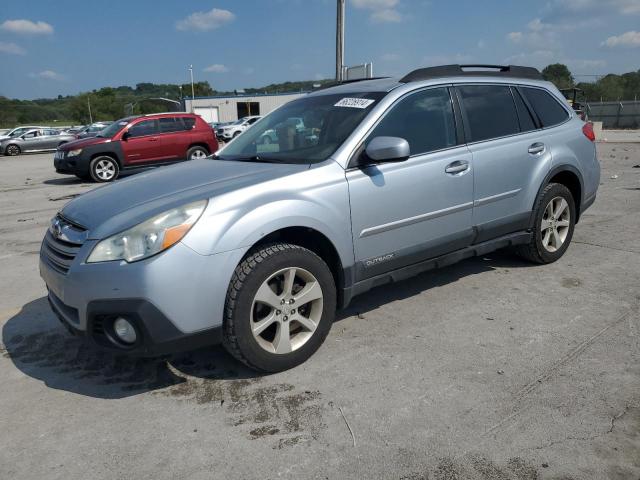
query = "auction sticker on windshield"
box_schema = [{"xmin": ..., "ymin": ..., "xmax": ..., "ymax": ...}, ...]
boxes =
[{"xmin": 334, "ymin": 98, "xmax": 375, "ymax": 109}]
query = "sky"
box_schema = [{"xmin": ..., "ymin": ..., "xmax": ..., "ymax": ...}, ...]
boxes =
[{"xmin": 0, "ymin": 0, "xmax": 639, "ymax": 99}]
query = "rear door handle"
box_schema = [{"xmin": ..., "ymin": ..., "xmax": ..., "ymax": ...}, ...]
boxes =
[
  {"xmin": 528, "ymin": 142, "xmax": 545, "ymax": 155},
  {"xmin": 445, "ymin": 160, "xmax": 470, "ymax": 175},
  {"xmin": 149, "ymin": 137, "xmax": 159, "ymax": 142}
]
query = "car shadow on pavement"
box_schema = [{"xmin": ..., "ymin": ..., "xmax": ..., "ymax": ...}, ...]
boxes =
[
  {"xmin": 1, "ymin": 297, "xmax": 262, "ymax": 399},
  {"xmin": 2, "ymin": 250, "xmax": 531, "ymax": 400},
  {"xmin": 43, "ymin": 177, "xmax": 85, "ymax": 186},
  {"xmin": 338, "ymin": 249, "xmax": 532, "ymax": 321}
]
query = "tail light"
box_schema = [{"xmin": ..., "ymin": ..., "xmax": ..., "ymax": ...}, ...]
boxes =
[{"xmin": 582, "ymin": 122, "xmax": 595, "ymax": 142}]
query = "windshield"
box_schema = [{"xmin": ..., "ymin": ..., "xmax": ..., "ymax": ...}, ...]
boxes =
[
  {"xmin": 96, "ymin": 117, "xmax": 134, "ymax": 138},
  {"xmin": 218, "ymin": 92, "xmax": 385, "ymax": 164},
  {"xmin": 9, "ymin": 127, "xmax": 30, "ymax": 137}
]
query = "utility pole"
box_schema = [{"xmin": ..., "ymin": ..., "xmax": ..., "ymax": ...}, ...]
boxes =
[
  {"xmin": 336, "ymin": 0, "xmax": 345, "ymax": 82},
  {"xmin": 87, "ymin": 95, "xmax": 93, "ymax": 124},
  {"xmin": 189, "ymin": 65, "xmax": 195, "ymax": 112}
]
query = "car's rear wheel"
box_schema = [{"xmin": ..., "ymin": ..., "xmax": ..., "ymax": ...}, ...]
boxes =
[
  {"xmin": 223, "ymin": 243, "xmax": 336, "ymax": 372},
  {"xmin": 89, "ymin": 156, "xmax": 119, "ymax": 182},
  {"xmin": 5, "ymin": 144, "xmax": 20, "ymax": 156},
  {"xmin": 232, "ymin": 131, "xmax": 241, "ymax": 138},
  {"xmin": 187, "ymin": 146, "xmax": 209, "ymax": 160},
  {"xmin": 516, "ymin": 183, "xmax": 576, "ymax": 264}
]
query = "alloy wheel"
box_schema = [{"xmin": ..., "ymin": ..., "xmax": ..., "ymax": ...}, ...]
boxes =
[
  {"xmin": 95, "ymin": 159, "xmax": 116, "ymax": 181},
  {"xmin": 190, "ymin": 149, "xmax": 208, "ymax": 160},
  {"xmin": 250, "ymin": 267, "xmax": 323, "ymax": 354},
  {"xmin": 541, "ymin": 196, "xmax": 570, "ymax": 253}
]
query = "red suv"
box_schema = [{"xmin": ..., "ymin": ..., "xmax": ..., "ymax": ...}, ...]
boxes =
[{"xmin": 53, "ymin": 113, "xmax": 218, "ymax": 182}]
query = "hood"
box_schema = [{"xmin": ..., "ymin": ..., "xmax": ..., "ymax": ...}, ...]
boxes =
[
  {"xmin": 61, "ymin": 159, "xmax": 309, "ymax": 239},
  {"xmin": 59, "ymin": 136, "xmax": 112, "ymax": 150}
]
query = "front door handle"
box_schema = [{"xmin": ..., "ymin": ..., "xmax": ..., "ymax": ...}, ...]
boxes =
[
  {"xmin": 445, "ymin": 160, "xmax": 470, "ymax": 175},
  {"xmin": 528, "ymin": 142, "xmax": 545, "ymax": 155}
]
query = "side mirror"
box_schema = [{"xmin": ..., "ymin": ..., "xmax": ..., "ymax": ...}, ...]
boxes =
[
  {"xmin": 122, "ymin": 131, "xmax": 131, "ymax": 141},
  {"xmin": 361, "ymin": 136, "xmax": 410, "ymax": 165}
]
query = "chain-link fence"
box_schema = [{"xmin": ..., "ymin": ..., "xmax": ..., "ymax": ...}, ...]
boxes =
[{"xmin": 586, "ymin": 101, "xmax": 640, "ymax": 129}]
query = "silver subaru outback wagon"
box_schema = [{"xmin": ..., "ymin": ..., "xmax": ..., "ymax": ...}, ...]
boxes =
[{"xmin": 40, "ymin": 65, "xmax": 600, "ymax": 372}]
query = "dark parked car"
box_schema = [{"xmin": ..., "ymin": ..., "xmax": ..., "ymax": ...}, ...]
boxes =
[
  {"xmin": 54, "ymin": 113, "xmax": 217, "ymax": 182},
  {"xmin": 75, "ymin": 122, "xmax": 113, "ymax": 139}
]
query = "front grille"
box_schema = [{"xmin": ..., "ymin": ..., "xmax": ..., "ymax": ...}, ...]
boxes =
[{"xmin": 42, "ymin": 215, "xmax": 87, "ymax": 274}]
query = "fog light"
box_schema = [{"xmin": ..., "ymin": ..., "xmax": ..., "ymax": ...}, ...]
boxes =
[{"xmin": 113, "ymin": 317, "xmax": 137, "ymax": 344}]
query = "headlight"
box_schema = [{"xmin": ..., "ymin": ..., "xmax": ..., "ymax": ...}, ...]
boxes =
[
  {"xmin": 67, "ymin": 149, "xmax": 82, "ymax": 157},
  {"xmin": 87, "ymin": 200, "xmax": 207, "ymax": 263}
]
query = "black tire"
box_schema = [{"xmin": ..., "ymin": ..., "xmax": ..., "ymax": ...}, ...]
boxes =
[
  {"xmin": 186, "ymin": 145, "xmax": 209, "ymax": 160},
  {"xmin": 516, "ymin": 183, "xmax": 576, "ymax": 264},
  {"xmin": 232, "ymin": 131, "xmax": 241, "ymax": 138},
  {"xmin": 223, "ymin": 243, "xmax": 337, "ymax": 372},
  {"xmin": 5, "ymin": 144, "xmax": 20, "ymax": 156},
  {"xmin": 89, "ymin": 155, "xmax": 119, "ymax": 183},
  {"xmin": 58, "ymin": 142, "xmax": 68, "ymax": 148}
]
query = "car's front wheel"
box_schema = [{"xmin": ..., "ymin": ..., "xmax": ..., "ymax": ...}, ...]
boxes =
[
  {"xmin": 223, "ymin": 243, "xmax": 336, "ymax": 372},
  {"xmin": 5, "ymin": 144, "xmax": 20, "ymax": 156},
  {"xmin": 89, "ymin": 155, "xmax": 119, "ymax": 182},
  {"xmin": 187, "ymin": 146, "xmax": 209, "ymax": 160},
  {"xmin": 516, "ymin": 182, "xmax": 576, "ymax": 264}
]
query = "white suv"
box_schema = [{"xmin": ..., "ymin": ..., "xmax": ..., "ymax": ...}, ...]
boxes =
[{"xmin": 216, "ymin": 116, "xmax": 262, "ymax": 141}]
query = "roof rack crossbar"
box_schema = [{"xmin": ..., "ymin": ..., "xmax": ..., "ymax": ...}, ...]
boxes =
[{"xmin": 399, "ymin": 64, "xmax": 543, "ymax": 83}]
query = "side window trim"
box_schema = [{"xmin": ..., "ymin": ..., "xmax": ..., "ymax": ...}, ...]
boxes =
[
  {"xmin": 514, "ymin": 86, "xmax": 542, "ymax": 129},
  {"xmin": 509, "ymin": 86, "xmax": 539, "ymax": 132},
  {"xmin": 347, "ymin": 84, "xmax": 463, "ymax": 169}
]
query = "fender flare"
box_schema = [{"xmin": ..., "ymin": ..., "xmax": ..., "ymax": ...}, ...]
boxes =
[{"xmin": 528, "ymin": 164, "xmax": 585, "ymax": 228}]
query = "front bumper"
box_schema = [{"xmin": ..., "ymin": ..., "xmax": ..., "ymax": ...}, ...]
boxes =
[
  {"xmin": 40, "ymin": 239, "xmax": 245, "ymax": 356},
  {"xmin": 54, "ymin": 150, "xmax": 90, "ymax": 175}
]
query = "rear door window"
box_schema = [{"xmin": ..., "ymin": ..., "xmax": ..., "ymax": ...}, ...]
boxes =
[
  {"xmin": 128, "ymin": 119, "xmax": 158, "ymax": 138},
  {"xmin": 520, "ymin": 87, "xmax": 570, "ymax": 128},
  {"xmin": 457, "ymin": 85, "xmax": 520, "ymax": 142},
  {"xmin": 159, "ymin": 117, "xmax": 184, "ymax": 133}
]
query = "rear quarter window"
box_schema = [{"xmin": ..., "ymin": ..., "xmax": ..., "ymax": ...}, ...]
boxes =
[
  {"xmin": 520, "ymin": 87, "xmax": 570, "ymax": 128},
  {"xmin": 183, "ymin": 117, "xmax": 196, "ymax": 130}
]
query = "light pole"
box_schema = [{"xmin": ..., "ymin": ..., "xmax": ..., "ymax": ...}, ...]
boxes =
[
  {"xmin": 336, "ymin": 0, "xmax": 345, "ymax": 82},
  {"xmin": 87, "ymin": 94, "xmax": 93, "ymax": 124},
  {"xmin": 189, "ymin": 65, "xmax": 195, "ymax": 112}
]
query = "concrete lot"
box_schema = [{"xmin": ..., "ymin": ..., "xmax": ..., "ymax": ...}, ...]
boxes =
[{"xmin": 0, "ymin": 146, "xmax": 638, "ymax": 480}]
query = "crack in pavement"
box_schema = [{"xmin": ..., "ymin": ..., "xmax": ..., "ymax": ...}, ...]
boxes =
[
  {"xmin": 456, "ymin": 300, "xmax": 640, "ymax": 458},
  {"xmin": 573, "ymin": 240, "xmax": 640, "ymax": 255}
]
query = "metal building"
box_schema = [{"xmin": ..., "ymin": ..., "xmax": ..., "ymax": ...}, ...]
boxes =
[{"xmin": 183, "ymin": 92, "xmax": 307, "ymax": 123}]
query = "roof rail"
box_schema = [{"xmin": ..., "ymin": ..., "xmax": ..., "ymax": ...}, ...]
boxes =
[{"xmin": 399, "ymin": 64, "xmax": 543, "ymax": 83}]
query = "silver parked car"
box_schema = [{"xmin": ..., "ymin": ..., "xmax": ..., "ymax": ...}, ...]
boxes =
[
  {"xmin": 40, "ymin": 64, "xmax": 599, "ymax": 372},
  {"xmin": 0, "ymin": 125, "xmax": 49, "ymax": 142},
  {"xmin": 1, "ymin": 128, "xmax": 76, "ymax": 156}
]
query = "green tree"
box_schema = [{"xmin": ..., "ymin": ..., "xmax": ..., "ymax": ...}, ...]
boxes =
[{"xmin": 542, "ymin": 64, "xmax": 575, "ymax": 89}]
